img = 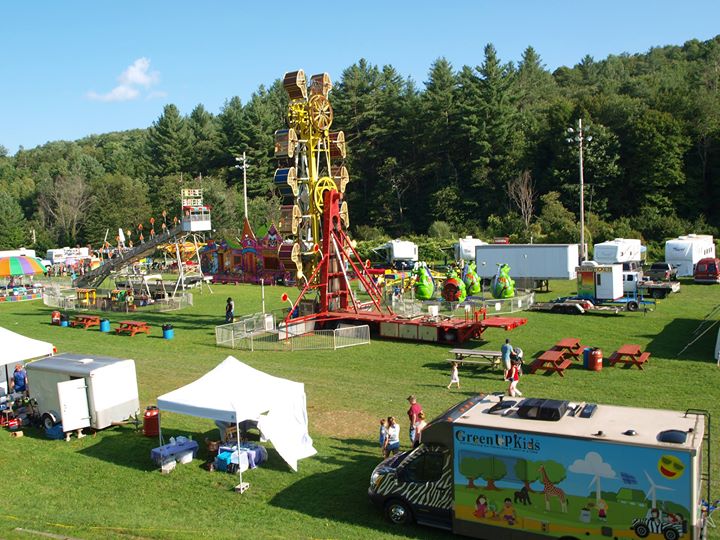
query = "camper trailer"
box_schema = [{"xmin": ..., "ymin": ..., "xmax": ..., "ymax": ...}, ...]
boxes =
[
  {"xmin": 26, "ymin": 354, "xmax": 139, "ymax": 433},
  {"xmin": 374, "ymin": 240, "xmax": 419, "ymax": 270},
  {"xmin": 454, "ymin": 236, "xmax": 488, "ymax": 261},
  {"xmin": 665, "ymin": 235, "xmax": 716, "ymax": 277},
  {"xmin": 369, "ymin": 394, "xmax": 711, "ymax": 540},
  {"xmin": 593, "ymin": 238, "xmax": 643, "ymax": 267}
]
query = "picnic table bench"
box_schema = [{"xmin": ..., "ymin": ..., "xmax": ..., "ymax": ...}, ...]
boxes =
[
  {"xmin": 70, "ymin": 315, "xmax": 101, "ymax": 329},
  {"xmin": 449, "ymin": 348, "xmax": 503, "ymax": 370},
  {"xmin": 115, "ymin": 320, "xmax": 150, "ymax": 337},
  {"xmin": 608, "ymin": 344, "xmax": 650, "ymax": 369},
  {"xmin": 551, "ymin": 337, "xmax": 585, "ymax": 359},
  {"xmin": 529, "ymin": 350, "xmax": 573, "ymax": 377}
]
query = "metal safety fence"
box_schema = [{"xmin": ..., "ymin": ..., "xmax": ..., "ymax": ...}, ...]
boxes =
[{"xmin": 42, "ymin": 288, "xmax": 192, "ymax": 312}]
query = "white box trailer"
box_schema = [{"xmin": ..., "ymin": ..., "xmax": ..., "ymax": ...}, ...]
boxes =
[
  {"xmin": 370, "ymin": 394, "xmax": 711, "ymax": 540},
  {"xmin": 593, "ymin": 238, "xmax": 643, "ymax": 265},
  {"xmin": 665, "ymin": 235, "xmax": 716, "ymax": 277},
  {"xmin": 374, "ymin": 240, "xmax": 418, "ymax": 269},
  {"xmin": 26, "ymin": 353, "xmax": 139, "ymax": 433},
  {"xmin": 454, "ymin": 236, "xmax": 488, "ymax": 261},
  {"xmin": 475, "ymin": 244, "xmax": 579, "ymax": 280}
]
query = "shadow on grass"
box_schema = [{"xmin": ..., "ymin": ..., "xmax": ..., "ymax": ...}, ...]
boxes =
[
  {"xmin": 77, "ymin": 426, "xmax": 158, "ymax": 471},
  {"xmin": 269, "ymin": 450, "xmax": 447, "ymax": 538},
  {"xmin": 644, "ymin": 318, "xmax": 718, "ymax": 362}
]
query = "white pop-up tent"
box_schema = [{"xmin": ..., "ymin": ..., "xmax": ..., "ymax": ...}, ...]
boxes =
[
  {"xmin": 157, "ymin": 356, "xmax": 316, "ymax": 471},
  {"xmin": 0, "ymin": 326, "xmax": 55, "ymax": 390}
]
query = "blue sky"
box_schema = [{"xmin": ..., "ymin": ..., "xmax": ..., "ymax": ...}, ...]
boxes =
[{"xmin": 1, "ymin": 1, "xmax": 718, "ymax": 155}]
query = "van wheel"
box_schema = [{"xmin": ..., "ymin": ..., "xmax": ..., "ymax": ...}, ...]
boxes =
[
  {"xmin": 627, "ymin": 301, "xmax": 639, "ymax": 312},
  {"xmin": 41, "ymin": 413, "xmax": 58, "ymax": 430},
  {"xmin": 385, "ymin": 499, "xmax": 413, "ymax": 525},
  {"xmin": 634, "ymin": 523, "xmax": 649, "ymax": 538}
]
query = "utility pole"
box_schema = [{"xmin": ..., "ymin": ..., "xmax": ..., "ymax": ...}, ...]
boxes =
[
  {"xmin": 235, "ymin": 153, "xmax": 249, "ymax": 219},
  {"xmin": 567, "ymin": 119, "xmax": 591, "ymax": 263}
]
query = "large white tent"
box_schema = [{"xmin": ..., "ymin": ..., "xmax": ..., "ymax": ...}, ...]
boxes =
[
  {"xmin": 157, "ymin": 356, "xmax": 316, "ymax": 471},
  {"xmin": 0, "ymin": 326, "xmax": 55, "ymax": 368}
]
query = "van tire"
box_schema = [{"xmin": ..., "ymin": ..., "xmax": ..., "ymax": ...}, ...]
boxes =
[
  {"xmin": 385, "ymin": 499, "xmax": 413, "ymax": 525},
  {"xmin": 41, "ymin": 412, "xmax": 58, "ymax": 430}
]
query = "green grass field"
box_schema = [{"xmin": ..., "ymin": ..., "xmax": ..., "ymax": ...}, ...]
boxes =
[{"xmin": 0, "ymin": 280, "xmax": 718, "ymax": 540}]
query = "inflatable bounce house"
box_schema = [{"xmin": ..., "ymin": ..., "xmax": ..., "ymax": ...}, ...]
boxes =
[{"xmin": 491, "ymin": 263, "xmax": 515, "ymax": 299}]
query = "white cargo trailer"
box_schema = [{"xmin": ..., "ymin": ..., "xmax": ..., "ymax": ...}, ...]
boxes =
[
  {"xmin": 374, "ymin": 239, "xmax": 418, "ymax": 269},
  {"xmin": 26, "ymin": 353, "xmax": 140, "ymax": 433},
  {"xmin": 475, "ymin": 244, "xmax": 579, "ymax": 282},
  {"xmin": 665, "ymin": 234, "xmax": 716, "ymax": 277},
  {"xmin": 454, "ymin": 236, "xmax": 487, "ymax": 261},
  {"xmin": 593, "ymin": 238, "xmax": 642, "ymax": 264}
]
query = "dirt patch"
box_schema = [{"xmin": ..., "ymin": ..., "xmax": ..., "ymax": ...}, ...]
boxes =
[{"xmin": 311, "ymin": 409, "xmax": 378, "ymax": 438}]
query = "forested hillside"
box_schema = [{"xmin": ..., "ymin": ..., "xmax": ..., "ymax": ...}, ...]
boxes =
[{"xmin": 1, "ymin": 36, "xmax": 718, "ymax": 255}]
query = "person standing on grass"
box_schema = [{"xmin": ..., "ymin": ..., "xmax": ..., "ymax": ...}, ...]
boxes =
[
  {"xmin": 501, "ymin": 338, "xmax": 513, "ymax": 378},
  {"xmin": 507, "ymin": 356, "xmax": 523, "ymax": 397},
  {"xmin": 407, "ymin": 395, "xmax": 423, "ymax": 444},
  {"xmin": 448, "ymin": 361, "xmax": 460, "ymax": 389},
  {"xmin": 384, "ymin": 416, "xmax": 400, "ymax": 456},
  {"xmin": 413, "ymin": 411, "xmax": 427, "ymax": 448},
  {"xmin": 225, "ymin": 297, "xmax": 235, "ymax": 323},
  {"xmin": 10, "ymin": 363, "xmax": 28, "ymax": 396},
  {"xmin": 379, "ymin": 418, "xmax": 388, "ymax": 457}
]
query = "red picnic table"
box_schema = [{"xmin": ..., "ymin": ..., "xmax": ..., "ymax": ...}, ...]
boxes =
[
  {"xmin": 115, "ymin": 320, "xmax": 150, "ymax": 337},
  {"xmin": 70, "ymin": 314, "xmax": 101, "ymax": 329},
  {"xmin": 552, "ymin": 337, "xmax": 585, "ymax": 360},
  {"xmin": 529, "ymin": 349, "xmax": 573, "ymax": 377},
  {"xmin": 608, "ymin": 344, "xmax": 650, "ymax": 369}
]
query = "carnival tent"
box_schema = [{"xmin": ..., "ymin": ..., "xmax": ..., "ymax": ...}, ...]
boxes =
[
  {"xmin": 157, "ymin": 356, "xmax": 316, "ymax": 471},
  {"xmin": 0, "ymin": 326, "xmax": 55, "ymax": 390}
]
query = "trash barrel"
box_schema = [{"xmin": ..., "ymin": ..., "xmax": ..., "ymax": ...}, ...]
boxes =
[
  {"xmin": 162, "ymin": 324, "xmax": 174, "ymax": 340},
  {"xmin": 582, "ymin": 347, "xmax": 592, "ymax": 369},
  {"xmin": 143, "ymin": 406, "xmax": 160, "ymax": 437},
  {"xmin": 60, "ymin": 313, "xmax": 69, "ymax": 328},
  {"xmin": 590, "ymin": 348, "xmax": 603, "ymax": 371},
  {"xmin": 99, "ymin": 319, "xmax": 110, "ymax": 332},
  {"xmin": 51, "ymin": 311, "xmax": 61, "ymax": 325}
]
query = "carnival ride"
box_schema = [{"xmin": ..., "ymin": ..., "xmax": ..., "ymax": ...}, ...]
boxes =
[
  {"xmin": 274, "ymin": 70, "xmax": 526, "ymax": 343},
  {"xmin": 73, "ymin": 191, "xmax": 212, "ymax": 296}
]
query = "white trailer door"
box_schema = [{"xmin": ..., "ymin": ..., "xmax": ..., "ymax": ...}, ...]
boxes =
[{"xmin": 57, "ymin": 379, "xmax": 91, "ymax": 431}]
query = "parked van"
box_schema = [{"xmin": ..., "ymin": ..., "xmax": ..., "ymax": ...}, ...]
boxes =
[{"xmin": 694, "ymin": 257, "xmax": 720, "ymax": 284}]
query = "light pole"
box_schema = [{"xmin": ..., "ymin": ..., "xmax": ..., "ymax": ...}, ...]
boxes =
[
  {"xmin": 235, "ymin": 152, "xmax": 249, "ymax": 219},
  {"xmin": 567, "ymin": 119, "xmax": 592, "ymax": 263}
]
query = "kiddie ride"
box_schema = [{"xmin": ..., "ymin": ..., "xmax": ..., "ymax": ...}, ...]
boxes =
[{"xmin": 273, "ymin": 70, "xmax": 526, "ymax": 344}]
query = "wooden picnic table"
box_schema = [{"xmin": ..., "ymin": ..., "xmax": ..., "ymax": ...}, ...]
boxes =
[
  {"xmin": 449, "ymin": 348, "xmax": 502, "ymax": 370},
  {"xmin": 551, "ymin": 338, "xmax": 585, "ymax": 359},
  {"xmin": 70, "ymin": 314, "xmax": 101, "ymax": 329},
  {"xmin": 116, "ymin": 320, "xmax": 150, "ymax": 337},
  {"xmin": 609, "ymin": 344, "xmax": 650, "ymax": 369},
  {"xmin": 529, "ymin": 349, "xmax": 573, "ymax": 377}
]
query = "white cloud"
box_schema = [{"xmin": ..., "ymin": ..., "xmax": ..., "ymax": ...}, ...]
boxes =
[
  {"xmin": 86, "ymin": 57, "xmax": 162, "ymax": 102},
  {"xmin": 569, "ymin": 451, "xmax": 617, "ymax": 479}
]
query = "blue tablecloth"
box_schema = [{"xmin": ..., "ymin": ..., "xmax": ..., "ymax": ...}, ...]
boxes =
[{"xmin": 151, "ymin": 440, "xmax": 199, "ymax": 464}]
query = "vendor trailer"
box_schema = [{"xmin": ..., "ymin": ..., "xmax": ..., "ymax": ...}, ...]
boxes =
[
  {"xmin": 369, "ymin": 394, "xmax": 711, "ymax": 540},
  {"xmin": 665, "ymin": 235, "xmax": 716, "ymax": 277},
  {"xmin": 26, "ymin": 353, "xmax": 139, "ymax": 433}
]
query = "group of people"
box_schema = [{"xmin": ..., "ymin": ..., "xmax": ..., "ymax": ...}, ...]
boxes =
[
  {"xmin": 378, "ymin": 395, "xmax": 427, "ymax": 457},
  {"xmin": 448, "ymin": 338, "xmax": 524, "ymax": 397}
]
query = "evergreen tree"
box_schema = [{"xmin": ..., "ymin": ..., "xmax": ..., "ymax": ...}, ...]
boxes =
[
  {"xmin": 0, "ymin": 192, "xmax": 27, "ymax": 248},
  {"xmin": 146, "ymin": 104, "xmax": 193, "ymax": 176}
]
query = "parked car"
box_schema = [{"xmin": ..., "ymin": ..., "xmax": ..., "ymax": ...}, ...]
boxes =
[
  {"xmin": 645, "ymin": 262, "xmax": 678, "ymax": 281},
  {"xmin": 694, "ymin": 257, "xmax": 720, "ymax": 283}
]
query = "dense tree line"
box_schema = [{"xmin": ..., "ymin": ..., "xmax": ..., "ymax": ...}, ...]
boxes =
[{"xmin": 1, "ymin": 36, "xmax": 718, "ymax": 258}]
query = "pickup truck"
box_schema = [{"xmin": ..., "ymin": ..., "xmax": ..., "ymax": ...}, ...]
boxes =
[
  {"xmin": 623, "ymin": 271, "xmax": 680, "ymax": 299},
  {"xmin": 645, "ymin": 262, "xmax": 678, "ymax": 281}
]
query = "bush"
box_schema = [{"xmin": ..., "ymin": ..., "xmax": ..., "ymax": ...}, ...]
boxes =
[
  {"xmin": 427, "ymin": 221, "xmax": 453, "ymax": 239},
  {"xmin": 353, "ymin": 225, "xmax": 386, "ymax": 241}
]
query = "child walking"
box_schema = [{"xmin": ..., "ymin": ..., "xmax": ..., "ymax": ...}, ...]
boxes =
[
  {"xmin": 507, "ymin": 356, "xmax": 523, "ymax": 397},
  {"xmin": 447, "ymin": 361, "xmax": 460, "ymax": 389},
  {"xmin": 379, "ymin": 418, "xmax": 388, "ymax": 457}
]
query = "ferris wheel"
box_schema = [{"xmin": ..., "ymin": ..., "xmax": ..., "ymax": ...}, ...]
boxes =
[{"xmin": 275, "ymin": 70, "xmax": 350, "ymax": 285}]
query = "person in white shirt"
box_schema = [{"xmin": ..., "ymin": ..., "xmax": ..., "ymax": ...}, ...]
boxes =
[
  {"xmin": 413, "ymin": 411, "xmax": 427, "ymax": 448},
  {"xmin": 384, "ymin": 416, "xmax": 401, "ymax": 455}
]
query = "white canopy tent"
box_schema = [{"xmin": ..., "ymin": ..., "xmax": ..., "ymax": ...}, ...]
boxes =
[
  {"xmin": 157, "ymin": 356, "xmax": 316, "ymax": 471},
  {"xmin": 0, "ymin": 326, "xmax": 55, "ymax": 391}
]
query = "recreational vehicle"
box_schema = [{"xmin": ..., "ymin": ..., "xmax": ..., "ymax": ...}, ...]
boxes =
[
  {"xmin": 455, "ymin": 237, "xmax": 488, "ymax": 261},
  {"xmin": 369, "ymin": 394, "xmax": 711, "ymax": 540},
  {"xmin": 664, "ymin": 235, "xmax": 716, "ymax": 277},
  {"xmin": 593, "ymin": 239, "xmax": 643, "ymax": 266}
]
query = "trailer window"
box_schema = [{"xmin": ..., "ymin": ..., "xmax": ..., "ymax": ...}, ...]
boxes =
[{"xmin": 403, "ymin": 452, "xmax": 445, "ymax": 483}]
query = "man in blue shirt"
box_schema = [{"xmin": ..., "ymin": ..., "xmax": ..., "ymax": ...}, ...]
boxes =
[
  {"xmin": 501, "ymin": 339, "xmax": 513, "ymax": 378},
  {"xmin": 11, "ymin": 364, "xmax": 28, "ymax": 395}
]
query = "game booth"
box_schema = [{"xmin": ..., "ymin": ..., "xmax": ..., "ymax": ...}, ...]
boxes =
[{"xmin": 155, "ymin": 357, "xmax": 316, "ymax": 475}]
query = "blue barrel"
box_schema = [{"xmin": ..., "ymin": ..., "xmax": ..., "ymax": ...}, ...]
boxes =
[
  {"xmin": 100, "ymin": 319, "xmax": 110, "ymax": 332},
  {"xmin": 583, "ymin": 347, "xmax": 592, "ymax": 369},
  {"xmin": 162, "ymin": 324, "xmax": 174, "ymax": 340},
  {"xmin": 60, "ymin": 320, "xmax": 69, "ymax": 327}
]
